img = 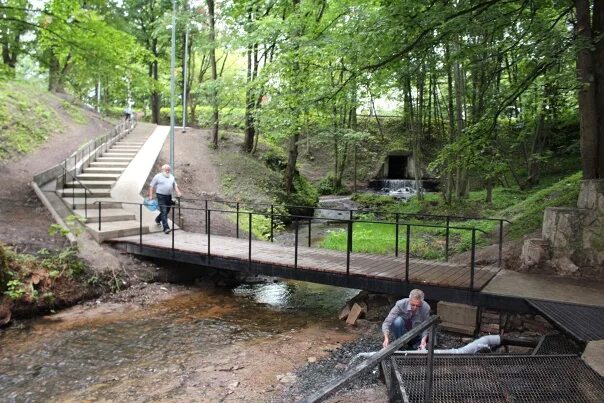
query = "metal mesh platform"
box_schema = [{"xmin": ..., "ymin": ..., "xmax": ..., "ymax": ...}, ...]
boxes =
[
  {"xmin": 533, "ymin": 334, "xmax": 581, "ymax": 355},
  {"xmin": 387, "ymin": 355, "xmax": 604, "ymax": 402},
  {"xmin": 527, "ymin": 299, "xmax": 604, "ymax": 342}
]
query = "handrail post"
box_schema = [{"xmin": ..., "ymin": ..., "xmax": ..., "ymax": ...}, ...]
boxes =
[
  {"xmin": 171, "ymin": 205, "xmax": 175, "ymax": 255},
  {"xmin": 346, "ymin": 220, "xmax": 353, "ymax": 276},
  {"xmin": 205, "ymin": 200, "xmax": 208, "ymax": 234},
  {"xmin": 424, "ymin": 324, "xmax": 436, "ymax": 403},
  {"xmin": 498, "ymin": 219, "xmax": 503, "ymax": 267},
  {"xmin": 470, "ymin": 228, "xmax": 476, "ymax": 290},
  {"xmin": 248, "ymin": 212, "xmax": 252, "ymax": 265},
  {"xmin": 294, "ymin": 219, "xmax": 299, "ymax": 269},
  {"xmin": 308, "ymin": 218, "xmax": 311, "ymax": 247},
  {"xmin": 236, "ymin": 202, "xmax": 240, "ymax": 238},
  {"xmin": 270, "ymin": 204, "xmax": 274, "ymax": 242},
  {"xmin": 139, "ymin": 204, "xmax": 143, "ymax": 248},
  {"xmin": 445, "ymin": 216, "xmax": 450, "ymax": 262},
  {"xmin": 405, "ymin": 224, "xmax": 411, "ymax": 282},
  {"xmin": 395, "ymin": 213, "xmax": 399, "ymax": 257},
  {"xmin": 98, "ymin": 201, "xmax": 102, "ymax": 231},
  {"xmin": 207, "ymin": 209, "xmax": 211, "ymax": 258},
  {"xmin": 84, "ymin": 188, "xmax": 88, "ymax": 218}
]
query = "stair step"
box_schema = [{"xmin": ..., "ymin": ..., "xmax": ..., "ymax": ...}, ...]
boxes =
[
  {"xmin": 57, "ymin": 188, "xmax": 111, "ymax": 197},
  {"xmin": 102, "ymin": 152, "xmax": 136, "ymax": 157},
  {"xmin": 89, "ymin": 161, "xmax": 129, "ymax": 167},
  {"xmin": 83, "ymin": 167, "xmax": 125, "ymax": 174},
  {"xmin": 96, "ymin": 157, "xmax": 132, "ymax": 163},
  {"xmin": 73, "ymin": 209, "xmax": 136, "ymax": 223},
  {"xmin": 111, "ymin": 145, "xmax": 141, "ymax": 149},
  {"xmin": 77, "ymin": 173, "xmax": 121, "ymax": 180},
  {"xmin": 64, "ymin": 180, "xmax": 115, "ymax": 188},
  {"xmin": 62, "ymin": 197, "xmax": 122, "ymax": 209},
  {"xmin": 87, "ymin": 220, "xmax": 151, "ymax": 241}
]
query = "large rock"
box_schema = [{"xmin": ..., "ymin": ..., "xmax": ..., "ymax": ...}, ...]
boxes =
[{"xmin": 520, "ymin": 180, "xmax": 604, "ymax": 278}]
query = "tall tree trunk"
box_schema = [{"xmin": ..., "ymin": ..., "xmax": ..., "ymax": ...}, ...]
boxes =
[
  {"xmin": 453, "ymin": 50, "xmax": 467, "ymax": 197},
  {"xmin": 243, "ymin": 8, "xmax": 256, "ymax": 152},
  {"xmin": 575, "ymin": 0, "xmax": 603, "ymax": 179},
  {"xmin": 150, "ymin": 39, "xmax": 160, "ymax": 124},
  {"xmin": 208, "ymin": 0, "xmax": 219, "ymax": 148}
]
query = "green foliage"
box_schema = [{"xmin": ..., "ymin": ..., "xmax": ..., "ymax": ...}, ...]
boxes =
[
  {"xmin": 4, "ymin": 279, "xmax": 26, "ymax": 299},
  {"xmin": 317, "ymin": 174, "xmax": 350, "ymax": 196}
]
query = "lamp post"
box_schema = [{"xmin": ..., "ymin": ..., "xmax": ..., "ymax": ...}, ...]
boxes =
[
  {"xmin": 169, "ymin": 0, "xmax": 177, "ymax": 173},
  {"xmin": 182, "ymin": 25, "xmax": 189, "ymax": 133}
]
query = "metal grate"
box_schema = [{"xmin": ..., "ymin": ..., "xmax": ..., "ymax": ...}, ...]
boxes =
[
  {"xmin": 527, "ymin": 299, "xmax": 604, "ymax": 342},
  {"xmin": 389, "ymin": 355, "xmax": 604, "ymax": 403},
  {"xmin": 533, "ymin": 334, "xmax": 581, "ymax": 355}
]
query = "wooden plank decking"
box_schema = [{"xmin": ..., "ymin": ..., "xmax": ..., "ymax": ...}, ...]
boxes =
[{"xmin": 111, "ymin": 230, "xmax": 499, "ymax": 292}]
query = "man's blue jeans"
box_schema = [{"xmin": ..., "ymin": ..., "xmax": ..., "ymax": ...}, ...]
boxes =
[
  {"xmin": 156, "ymin": 193, "xmax": 173, "ymax": 231},
  {"xmin": 391, "ymin": 316, "xmax": 421, "ymax": 348}
]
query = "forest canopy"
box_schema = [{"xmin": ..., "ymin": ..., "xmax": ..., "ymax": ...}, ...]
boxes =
[{"xmin": 1, "ymin": 0, "xmax": 602, "ymax": 200}]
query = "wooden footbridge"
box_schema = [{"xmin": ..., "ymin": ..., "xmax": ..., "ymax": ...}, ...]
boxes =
[{"xmin": 105, "ymin": 201, "xmax": 506, "ymax": 304}]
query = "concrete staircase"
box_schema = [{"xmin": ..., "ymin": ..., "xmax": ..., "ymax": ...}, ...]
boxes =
[{"xmin": 57, "ymin": 131, "xmax": 155, "ymax": 242}]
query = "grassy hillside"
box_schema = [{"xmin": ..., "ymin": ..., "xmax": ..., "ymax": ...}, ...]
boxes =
[{"xmin": 0, "ymin": 81, "xmax": 90, "ymax": 161}]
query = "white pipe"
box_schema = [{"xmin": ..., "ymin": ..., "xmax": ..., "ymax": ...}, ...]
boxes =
[{"xmin": 347, "ymin": 335, "xmax": 501, "ymax": 367}]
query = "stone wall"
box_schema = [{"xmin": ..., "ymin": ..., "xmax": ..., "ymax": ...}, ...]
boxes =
[{"xmin": 520, "ymin": 180, "xmax": 604, "ymax": 278}]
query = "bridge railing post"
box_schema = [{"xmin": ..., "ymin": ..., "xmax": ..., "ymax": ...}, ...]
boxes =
[
  {"xmin": 139, "ymin": 204, "xmax": 143, "ymax": 249},
  {"xmin": 207, "ymin": 209, "xmax": 211, "ymax": 259},
  {"xmin": 248, "ymin": 212, "xmax": 252, "ymax": 265},
  {"xmin": 236, "ymin": 202, "xmax": 240, "ymax": 239},
  {"xmin": 346, "ymin": 220, "xmax": 353, "ymax": 276},
  {"xmin": 395, "ymin": 213, "xmax": 399, "ymax": 257},
  {"xmin": 171, "ymin": 206, "xmax": 175, "ymax": 255},
  {"xmin": 498, "ymin": 219, "xmax": 503, "ymax": 267},
  {"xmin": 204, "ymin": 200, "xmax": 208, "ymax": 234},
  {"xmin": 270, "ymin": 204, "xmax": 274, "ymax": 242},
  {"xmin": 294, "ymin": 219, "xmax": 299, "ymax": 269},
  {"xmin": 405, "ymin": 224, "xmax": 411, "ymax": 282},
  {"xmin": 470, "ymin": 228, "xmax": 476, "ymax": 290},
  {"xmin": 445, "ymin": 216, "xmax": 450, "ymax": 262},
  {"xmin": 308, "ymin": 218, "xmax": 312, "ymax": 247}
]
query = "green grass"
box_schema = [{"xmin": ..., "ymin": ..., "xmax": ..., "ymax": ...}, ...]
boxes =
[
  {"xmin": 60, "ymin": 100, "xmax": 88, "ymax": 124},
  {"xmin": 0, "ymin": 81, "xmax": 62, "ymax": 161},
  {"xmin": 321, "ymin": 171, "xmax": 582, "ymax": 257}
]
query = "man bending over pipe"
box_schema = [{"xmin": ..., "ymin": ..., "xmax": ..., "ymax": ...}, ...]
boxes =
[{"xmin": 382, "ymin": 289, "xmax": 430, "ymax": 350}]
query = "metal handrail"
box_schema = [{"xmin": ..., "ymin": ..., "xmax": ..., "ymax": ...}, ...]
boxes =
[
  {"xmin": 179, "ymin": 197, "xmax": 509, "ymax": 266},
  {"xmin": 58, "ymin": 164, "xmax": 94, "ymax": 218},
  {"xmin": 95, "ymin": 201, "xmax": 485, "ymax": 290}
]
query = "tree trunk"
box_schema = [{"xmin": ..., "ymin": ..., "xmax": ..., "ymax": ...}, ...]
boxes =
[
  {"xmin": 285, "ymin": 133, "xmax": 299, "ymax": 195},
  {"xmin": 208, "ymin": 0, "xmax": 219, "ymax": 148},
  {"xmin": 575, "ymin": 0, "xmax": 602, "ymax": 179},
  {"xmin": 150, "ymin": 38, "xmax": 161, "ymax": 124}
]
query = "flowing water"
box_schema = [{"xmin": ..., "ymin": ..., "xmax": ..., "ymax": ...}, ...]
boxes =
[{"xmin": 0, "ymin": 281, "xmax": 358, "ymax": 401}]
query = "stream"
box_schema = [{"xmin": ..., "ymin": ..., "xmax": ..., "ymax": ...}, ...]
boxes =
[{"xmin": 0, "ymin": 281, "xmax": 358, "ymax": 401}]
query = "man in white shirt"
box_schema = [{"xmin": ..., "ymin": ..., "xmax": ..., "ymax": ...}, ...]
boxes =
[{"xmin": 148, "ymin": 164, "xmax": 183, "ymax": 233}]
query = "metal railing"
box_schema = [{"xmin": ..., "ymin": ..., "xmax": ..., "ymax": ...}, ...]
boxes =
[
  {"xmin": 58, "ymin": 164, "xmax": 94, "ymax": 218},
  {"xmin": 33, "ymin": 115, "xmax": 137, "ymax": 188},
  {"xmin": 179, "ymin": 197, "xmax": 507, "ymax": 267},
  {"xmin": 95, "ymin": 201, "xmax": 486, "ymax": 290}
]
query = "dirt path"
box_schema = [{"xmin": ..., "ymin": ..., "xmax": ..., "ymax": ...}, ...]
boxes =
[{"xmin": 0, "ymin": 103, "xmax": 113, "ymax": 252}]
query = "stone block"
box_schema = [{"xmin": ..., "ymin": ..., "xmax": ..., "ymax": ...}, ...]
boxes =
[
  {"xmin": 480, "ymin": 323, "xmax": 500, "ymax": 334},
  {"xmin": 582, "ymin": 340, "xmax": 604, "ymax": 377},
  {"xmin": 440, "ymin": 322, "xmax": 476, "ymax": 336},
  {"xmin": 437, "ymin": 301, "xmax": 478, "ymax": 327},
  {"xmin": 521, "ymin": 238, "xmax": 550, "ymax": 267},
  {"xmin": 346, "ymin": 303, "xmax": 363, "ymax": 325},
  {"xmin": 577, "ymin": 179, "xmax": 604, "ymax": 215}
]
